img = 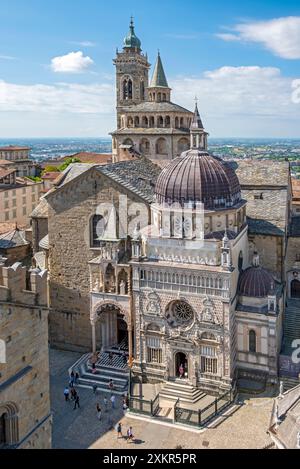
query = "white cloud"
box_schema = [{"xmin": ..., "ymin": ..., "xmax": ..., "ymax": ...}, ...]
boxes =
[
  {"xmin": 171, "ymin": 65, "xmax": 300, "ymax": 136},
  {"xmin": 0, "ymin": 66, "xmax": 299, "ymax": 137},
  {"xmin": 0, "ymin": 80, "xmax": 114, "ymax": 114},
  {"xmin": 69, "ymin": 41, "xmax": 96, "ymax": 47},
  {"xmin": 51, "ymin": 51, "xmax": 94, "ymax": 73},
  {"xmin": 216, "ymin": 16, "xmax": 300, "ymax": 59},
  {"xmin": 0, "ymin": 55, "xmax": 16, "ymax": 60}
]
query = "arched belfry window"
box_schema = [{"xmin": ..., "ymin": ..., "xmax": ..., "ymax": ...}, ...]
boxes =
[
  {"xmin": 249, "ymin": 330, "xmax": 257, "ymax": 353},
  {"xmin": 0, "ymin": 403, "xmax": 19, "ymax": 448},
  {"xmin": 91, "ymin": 215, "xmax": 105, "ymax": 248},
  {"xmin": 122, "ymin": 78, "xmax": 133, "ymax": 100}
]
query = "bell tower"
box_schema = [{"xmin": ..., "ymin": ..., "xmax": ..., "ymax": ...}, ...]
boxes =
[{"xmin": 113, "ymin": 18, "xmax": 150, "ymax": 129}]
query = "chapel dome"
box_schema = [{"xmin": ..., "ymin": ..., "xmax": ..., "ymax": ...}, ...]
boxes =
[
  {"xmin": 238, "ymin": 262, "xmax": 274, "ymax": 298},
  {"xmin": 155, "ymin": 149, "xmax": 241, "ymax": 210}
]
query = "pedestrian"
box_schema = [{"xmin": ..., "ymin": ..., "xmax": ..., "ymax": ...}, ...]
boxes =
[
  {"xmin": 74, "ymin": 393, "xmax": 80, "ymax": 410},
  {"xmin": 93, "ymin": 383, "xmax": 97, "ymax": 395},
  {"xmin": 123, "ymin": 400, "xmax": 128, "ymax": 416},
  {"xmin": 127, "ymin": 426, "xmax": 134, "ymax": 444},
  {"xmin": 179, "ymin": 363, "xmax": 184, "ymax": 379},
  {"xmin": 108, "ymin": 379, "xmax": 114, "ymax": 393},
  {"xmin": 111, "ymin": 394, "xmax": 116, "ymax": 409},
  {"xmin": 75, "ymin": 371, "xmax": 80, "ymax": 385},
  {"xmin": 104, "ymin": 397, "xmax": 108, "ymax": 412},
  {"xmin": 117, "ymin": 422, "xmax": 123, "ymax": 439},
  {"xmin": 96, "ymin": 404, "xmax": 102, "ymax": 421},
  {"xmin": 109, "ymin": 352, "xmax": 113, "ymax": 366},
  {"xmin": 64, "ymin": 387, "xmax": 70, "ymax": 402},
  {"xmin": 69, "ymin": 370, "xmax": 75, "ymax": 387},
  {"xmin": 70, "ymin": 387, "xmax": 77, "ymax": 401}
]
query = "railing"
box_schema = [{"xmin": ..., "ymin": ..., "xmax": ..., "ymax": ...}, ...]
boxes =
[
  {"xmin": 174, "ymin": 389, "xmax": 233, "ymax": 428},
  {"xmin": 129, "ymin": 397, "xmax": 152, "ymax": 416},
  {"xmin": 151, "ymin": 394, "xmax": 160, "ymax": 416}
]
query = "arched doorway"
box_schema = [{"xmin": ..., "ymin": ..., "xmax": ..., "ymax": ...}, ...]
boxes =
[
  {"xmin": 291, "ymin": 279, "xmax": 300, "ymax": 299},
  {"xmin": 175, "ymin": 352, "xmax": 188, "ymax": 378},
  {"xmin": 117, "ymin": 315, "xmax": 128, "ymax": 350}
]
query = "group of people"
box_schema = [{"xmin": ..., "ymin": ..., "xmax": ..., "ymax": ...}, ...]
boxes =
[
  {"xmin": 64, "ymin": 382, "xmax": 80, "ymax": 410},
  {"xmin": 116, "ymin": 423, "xmax": 134, "ymax": 444}
]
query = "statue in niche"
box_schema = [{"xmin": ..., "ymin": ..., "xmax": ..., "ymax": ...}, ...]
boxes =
[
  {"xmin": 201, "ymin": 297, "xmax": 216, "ymax": 323},
  {"xmin": 120, "ymin": 280, "xmax": 126, "ymax": 295}
]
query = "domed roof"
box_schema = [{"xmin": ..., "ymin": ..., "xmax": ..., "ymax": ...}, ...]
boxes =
[
  {"xmin": 239, "ymin": 259, "xmax": 274, "ymax": 298},
  {"xmin": 123, "ymin": 19, "xmax": 141, "ymax": 50},
  {"xmin": 155, "ymin": 149, "xmax": 241, "ymax": 210}
]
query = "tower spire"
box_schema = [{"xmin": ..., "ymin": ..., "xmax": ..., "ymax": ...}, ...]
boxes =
[
  {"xmin": 150, "ymin": 52, "xmax": 169, "ymax": 88},
  {"xmin": 190, "ymin": 100, "xmax": 208, "ymax": 150},
  {"xmin": 123, "ymin": 16, "xmax": 142, "ymax": 51}
]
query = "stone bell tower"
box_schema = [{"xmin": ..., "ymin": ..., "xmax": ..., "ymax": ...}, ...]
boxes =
[{"xmin": 113, "ymin": 18, "xmax": 151, "ymax": 129}]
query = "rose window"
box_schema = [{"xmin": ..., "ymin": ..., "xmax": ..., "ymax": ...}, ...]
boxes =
[{"xmin": 165, "ymin": 301, "xmax": 194, "ymax": 328}]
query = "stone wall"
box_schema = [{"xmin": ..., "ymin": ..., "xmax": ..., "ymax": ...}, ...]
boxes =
[
  {"xmin": 0, "ymin": 263, "xmax": 51, "ymax": 449},
  {"xmin": 47, "ymin": 168, "xmax": 151, "ymax": 351}
]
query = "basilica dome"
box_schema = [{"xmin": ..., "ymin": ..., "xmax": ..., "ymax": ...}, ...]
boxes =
[
  {"xmin": 155, "ymin": 149, "xmax": 241, "ymax": 210},
  {"xmin": 239, "ymin": 264, "xmax": 274, "ymax": 298}
]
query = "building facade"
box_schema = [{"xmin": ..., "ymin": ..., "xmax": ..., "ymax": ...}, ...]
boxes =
[
  {"xmin": 0, "ymin": 259, "xmax": 51, "ymax": 449},
  {"xmin": 0, "ymin": 147, "xmax": 35, "ymax": 177},
  {"xmin": 30, "ymin": 21, "xmax": 296, "ymax": 397}
]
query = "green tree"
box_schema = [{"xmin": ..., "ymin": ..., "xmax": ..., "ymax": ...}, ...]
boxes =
[{"xmin": 58, "ymin": 157, "xmax": 81, "ymax": 172}]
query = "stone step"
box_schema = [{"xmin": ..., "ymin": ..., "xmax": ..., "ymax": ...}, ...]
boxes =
[
  {"xmin": 78, "ymin": 377, "xmax": 127, "ymax": 391},
  {"xmin": 280, "ymin": 377, "xmax": 300, "ymax": 392},
  {"xmin": 76, "ymin": 383, "xmax": 127, "ymax": 396},
  {"xmin": 159, "ymin": 381, "xmax": 206, "ymax": 404},
  {"xmin": 80, "ymin": 371, "xmax": 128, "ymax": 386}
]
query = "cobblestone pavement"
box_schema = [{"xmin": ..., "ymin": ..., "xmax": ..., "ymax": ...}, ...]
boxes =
[{"xmin": 51, "ymin": 349, "xmax": 274, "ymax": 449}]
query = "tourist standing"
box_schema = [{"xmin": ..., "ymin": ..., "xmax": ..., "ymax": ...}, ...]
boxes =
[
  {"xmin": 127, "ymin": 426, "xmax": 134, "ymax": 444},
  {"xmin": 179, "ymin": 364, "xmax": 184, "ymax": 379},
  {"xmin": 74, "ymin": 394, "xmax": 80, "ymax": 410},
  {"xmin": 64, "ymin": 387, "xmax": 70, "ymax": 402},
  {"xmin": 111, "ymin": 394, "xmax": 116, "ymax": 409},
  {"xmin": 104, "ymin": 397, "xmax": 108, "ymax": 412},
  {"xmin": 96, "ymin": 404, "xmax": 102, "ymax": 421},
  {"xmin": 108, "ymin": 379, "xmax": 114, "ymax": 393},
  {"xmin": 117, "ymin": 422, "xmax": 123, "ymax": 439},
  {"xmin": 93, "ymin": 383, "xmax": 98, "ymax": 395},
  {"xmin": 75, "ymin": 371, "xmax": 80, "ymax": 385},
  {"xmin": 69, "ymin": 371, "xmax": 75, "ymax": 388},
  {"xmin": 70, "ymin": 387, "xmax": 77, "ymax": 401}
]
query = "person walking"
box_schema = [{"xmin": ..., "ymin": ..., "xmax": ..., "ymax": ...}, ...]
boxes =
[
  {"xmin": 69, "ymin": 371, "xmax": 75, "ymax": 388},
  {"xmin": 93, "ymin": 383, "xmax": 98, "ymax": 395},
  {"xmin": 111, "ymin": 394, "xmax": 116, "ymax": 409},
  {"xmin": 104, "ymin": 396, "xmax": 108, "ymax": 412},
  {"xmin": 122, "ymin": 400, "xmax": 128, "ymax": 416},
  {"xmin": 70, "ymin": 387, "xmax": 77, "ymax": 401},
  {"xmin": 108, "ymin": 379, "xmax": 114, "ymax": 393},
  {"xmin": 64, "ymin": 387, "xmax": 70, "ymax": 402},
  {"xmin": 127, "ymin": 426, "xmax": 134, "ymax": 444},
  {"xmin": 117, "ymin": 422, "xmax": 123, "ymax": 439},
  {"xmin": 75, "ymin": 371, "xmax": 80, "ymax": 385},
  {"xmin": 74, "ymin": 393, "xmax": 80, "ymax": 410},
  {"xmin": 96, "ymin": 404, "xmax": 102, "ymax": 421}
]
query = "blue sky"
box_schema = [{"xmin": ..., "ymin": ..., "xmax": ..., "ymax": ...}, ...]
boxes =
[{"xmin": 0, "ymin": 0, "xmax": 300, "ymax": 137}]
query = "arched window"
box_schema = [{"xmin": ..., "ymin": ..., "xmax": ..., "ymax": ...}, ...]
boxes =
[
  {"xmin": 105, "ymin": 264, "xmax": 115, "ymax": 293},
  {"xmin": 123, "ymin": 138, "xmax": 133, "ymax": 147},
  {"xmin": 122, "ymin": 78, "xmax": 133, "ymax": 100},
  {"xmin": 0, "ymin": 403, "xmax": 19, "ymax": 448},
  {"xmin": 139, "ymin": 138, "xmax": 150, "ymax": 155},
  {"xmin": 177, "ymin": 137, "xmax": 190, "ymax": 153},
  {"xmin": 156, "ymin": 137, "xmax": 167, "ymax": 155},
  {"xmin": 149, "ymin": 116, "xmax": 155, "ymax": 128},
  {"xmin": 134, "ymin": 116, "xmax": 139, "ymax": 127},
  {"xmin": 91, "ymin": 215, "xmax": 105, "ymax": 247},
  {"xmin": 127, "ymin": 79, "xmax": 133, "ymax": 99},
  {"xmin": 175, "ymin": 117, "xmax": 179, "ymax": 128},
  {"xmin": 162, "ymin": 93, "xmax": 167, "ymax": 102},
  {"xmin": 249, "ymin": 330, "xmax": 257, "ymax": 353},
  {"xmin": 165, "ymin": 116, "xmax": 171, "ymax": 128},
  {"xmin": 180, "ymin": 117, "xmax": 184, "ymax": 128},
  {"xmin": 157, "ymin": 116, "xmax": 164, "ymax": 128},
  {"xmin": 140, "ymin": 81, "xmax": 145, "ymax": 100},
  {"xmin": 127, "ymin": 117, "xmax": 134, "ymax": 128},
  {"xmin": 142, "ymin": 116, "xmax": 148, "ymax": 127},
  {"xmin": 158, "ymin": 92, "xmax": 161, "ymax": 102}
]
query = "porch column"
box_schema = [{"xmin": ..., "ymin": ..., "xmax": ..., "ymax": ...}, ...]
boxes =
[
  {"xmin": 91, "ymin": 321, "xmax": 97, "ymax": 354},
  {"xmin": 128, "ymin": 321, "xmax": 133, "ymax": 362}
]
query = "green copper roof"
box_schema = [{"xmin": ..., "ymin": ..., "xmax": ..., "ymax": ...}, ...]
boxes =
[
  {"xmin": 150, "ymin": 53, "xmax": 169, "ymax": 88},
  {"xmin": 123, "ymin": 18, "xmax": 141, "ymax": 50}
]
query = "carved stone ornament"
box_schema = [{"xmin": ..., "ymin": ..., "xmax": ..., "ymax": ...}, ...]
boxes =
[{"xmin": 146, "ymin": 291, "xmax": 161, "ymax": 316}]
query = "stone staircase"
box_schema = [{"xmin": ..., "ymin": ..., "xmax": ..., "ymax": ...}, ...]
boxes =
[
  {"xmin": 281, "ymin": 299, "xmax": 300, "ymax": 356},
  {"xmin": 281, "ymin": 376, "xmax": 300, "ymax": 392},
  {"xmin": 69, "ymin": 350, "xmax": 129, "ymax": 396},
  {"xmin": 159, "ymin": 380, "xmax": 206, "ymax": 405}
]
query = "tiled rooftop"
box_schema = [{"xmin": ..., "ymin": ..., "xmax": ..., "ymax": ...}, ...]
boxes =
[{"xmin": 121, "ymin": 101, "xmax": 192, "ymax": 114}]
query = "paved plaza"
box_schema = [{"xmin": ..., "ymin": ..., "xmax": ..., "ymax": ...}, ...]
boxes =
[{"xmin": 50, "ymin": 349, "xmax": 275, "ymax": 449}]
